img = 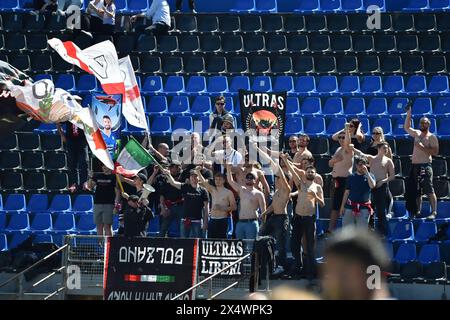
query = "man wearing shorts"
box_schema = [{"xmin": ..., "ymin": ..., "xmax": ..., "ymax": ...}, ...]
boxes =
[{"xmin": 88, "ymin": 164, "xmax": 120, "ymax": 236}]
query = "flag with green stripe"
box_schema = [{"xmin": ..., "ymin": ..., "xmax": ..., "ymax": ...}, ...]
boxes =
[{"xmin": 115, "ymin": 137, "xmax": 156, "ymax": 177}]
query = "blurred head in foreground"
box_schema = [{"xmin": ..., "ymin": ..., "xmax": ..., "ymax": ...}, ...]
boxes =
[
  {"xmin": 321, "ymin": 227, "xmax": 391, "ymax": 300},
  {"xmin": 247, "ymin": 285, "xmax": 320, "ymax": 300}
]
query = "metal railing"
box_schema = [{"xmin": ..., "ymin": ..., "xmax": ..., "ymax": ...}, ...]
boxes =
[
  {"xmin": 171, "ymin": 252, "xmax": 252, "ymax": 300},
  {"xmin": 0, "ymin": 244, "xmax": 69, "ymax": 300}
]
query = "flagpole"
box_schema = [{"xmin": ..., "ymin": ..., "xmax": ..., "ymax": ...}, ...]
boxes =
[
  {"xmin": 116, "ymin": 174, "xmax": 125, "ymax": 194},
  {"xmin": 130, "ymin": 135, "xmax": 165, "ymax": 171}
]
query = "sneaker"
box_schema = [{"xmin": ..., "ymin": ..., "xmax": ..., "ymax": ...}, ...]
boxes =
[
  {"xmin": 426, "ymin": 212, "xmax": 437, "ymax": 220},
  {"xmin": 272, "ymin": 266, "xmax": 284, "ymax": 276},
  {"xmin": 386, "ymin": 213, "xmax": 393, "ymax": 219}
]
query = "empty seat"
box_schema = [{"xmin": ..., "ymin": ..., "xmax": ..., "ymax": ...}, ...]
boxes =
[
  {"xmin": 309, "ymin": 34, "xmax": 331, "ymax": 52},
  {"xmin": 285, "ymin": 117, "xmax": 304, "ymax": 135},
  {"xmin": 21, "ymin": 152, "xmax": 44, "ymax": 170},
  {"xmin": 286, "ymin": 35, "xmax": 308, "ymax": 52},
  {"xmin": 405, "ymin": 75, "xmax": 426, "ymax": 93},
  {"xmin": 273, "ymin": 76, "xmax": 294, "ymax": 93},
  {"xmin": 252, "ymin": 76, "xmax": 272, "ymax": 92},
  {"xmin": 284, "ymin": 15, "xmax": 305, "ymax": 32},
  {"xmin": 0, "ymin": 151, "xmax": 21, "ymax": 170},
  {"xmin": 191, "ymin": 96, "xmax": 212, "ymax": 116},
  {"xmin": 243, "ymin": 34, "xmax": 265, "ymax": 52},
  {"xmin": 185, "ymin": 76, "xmax": 206, "ymax": 94},
  {"xmin": 23, "ymin": 172, "xmax": 46, "ymax": 191},
  {"xmin": 134, "ymin": 35, "xmax": 156, "ymax": 53},
  {"xmin": 412, "ymin": 98, "xmax": 432, "ymax": 115},
  {"xmin": 26, "ymin": 34, "xmax": 48, "ymax": 52},
  {"xmin": 330, "ymin": 35, "xmax": 352, "ymax": 52},
  {"xmin": 205, "ymin": 56, "xmax": 226, "ymax": 73},
  {"xmin": 164, "ymin": 76, "xmax": 185, "ymax": 93},
  {"xmin": 425, "ymin": 56, "xmax": 447, "ymax": 74},
  {"xmin": 428, "ymin": 75, "xmax": 449, "ymax": 93},
  {"xmin": 397, "ymin": 35, "xmax": 418, "ymax": 53},
  {"xmin": 342, "ymin": 0, "xmax": 364, "ymax": 11},
  {"xmin": 380, "ymin": 56, "xmax": 402, "ymax": 73},
  {"xmin": 141, "ymin": 76, "xmax": 162, "ymax": 94},
  {"xmin": 358, "ymin": 56, "xmax": 379, "ymax": 73},
  {"xmin": 285, "ymin": 97, "xmax": 300, "ymax": 115},
  {"xmin": 415, "ymin": 222, "xmax": 438, "ymax": 243},
  {"xmin": 5, "ymin": 34, "xmax": 26, "ymax": 51},
  {"xmin": 221, "ymin": 35, "xmax": 243, "ymax": 53},
  {"xmin": 402, "ymin": 55, "xmax": 424, "ymax": 73},
  {"xmin": 352, "ymin": 35, "xmax": 374, "ymax": 53},
  {"xmin": 323, "ymin": 98, "xmax": 343, "ymax": 115},
  {"xmin": 389, "ymin": 178, "xmax": 406, "ymax": 198},
  {"xmin": 197, "ymin": 15, "xmax": 218, "ymax": 33},
  {"xmin": 150, "ymin": 116, "xmax": 172, "ymax": 135},
  {"xmin": 161, "ymin": 57, "xmax": 183, "ymax": 73},
  {"xmin": 27, "ymin": 194, "xmax": 48, "ymax": 213},
  {"xmin": 46, "ymin": 172, "xmax": 68, "ymax": 191},
  {"xmin": 229, "ymin": 76, "xmax": 250, "ymax": 92},
  {"xmin": 304, "ymin": 117, "xmax": 326, "ymax": 135},
  {"xmin": 175, "ymin": 15, "xmax": 197, "ymax": 32},
  {"xmin": 419, "ymin": 244, "xmax": 440, "ymax": 264},
  {"xmin": 261, "ymin": 15, "xmax": 283, "ymax": 32},
  {"xmin": 9, "ymin": 54, "xmax": 30, "ymax": 71},
  {"xmin": 360, "ymin": 76, "xmax": 382, "ymax": 93},
  {"xmin": 366, "ymin": 98, "xmax": 387, "ymax": 115},
  {"xmin": 48, "ymin": 194, "xmax": 71, "ymax": 212},
  {"xmin": 0, "ymin": 134, "xmax": 18, "ymax": 151},
  {"xmin": 301, "ymin": 97, "xmax": 322, "ymax": 115},
  {"xmin": 344, "ymin": 97, "xmax": 366, "ymax": 116},
  {"xmin": 173, "ymin": 116, "xmax": 193, "ymax": 132},
  {"xmin": 157, "ymin": 36, "xmax": 178, "ymax": 53},
  {"xmin": 339, "ymin": 76, "xmax": 360, "ymax": 94},
  {"xmin": 295, "ymin": 76, "xmax": 316, "ymax": 95},
  {"xmin": 231, "ymin": 0, "xmax": 256, "ymax": 13},
  {"xmin": 40, "ymin": 135, "xmax": 63, "ymax": 151},
  {"xmin": 320, "ymin": 0, "xmax": 342, "ymax": 12},
  {"xmin": 266, "ymin": 34, "xmax": 287, "ymax": 53},
  {"xmin": 326, "ymin": 117, "xmax": 346, "ymax": 134},
  {"xmin": 1, "ymin": 172, "xmax": 23, "ymax": 191},
  {"xmin": 0, "ymin": 234, "xmax": 7, "ymax": 251},
  {"xmin": 168, "ymin": 96, "xmax": 190, "ymax": 115},
  {"xmin": 315, "ymin": 56, "xmax": 336, "ymax": 73},
  {"xmin": 240, "ymin": 15, "xmax": 262, "ymax": 33},
  {"xmin": 5, "ymin": 213, "xmax": 30, "ymax": 233},
  {"xmin": 293, "ymin": 0, "xmax": 319, "ymax": 12},
  {"xmin": 76, "ymin": 214, "xmax": 96, "ymax": 235},
  {"xmin": 372, "ymin": 118, "xmax": 392, "ymax": 136},
  {"xmin": 434, "ymin": 179, "xmax": 449, "ymax": 199},
  {"xmin": 249, "ymin": 56, "xmax": 270, "ymax": 73},
  {"xmin": 75, "ymin": 74, "xmax": 97, "ymax": 93},
  {"xmin": 304, "ymin": 14, "xmax": 326, "ymax": 31},
  {"xmin": 389, "ymin": 220, "xmax": 414, "ymax": 242},
  {"xmin": 374, "ymin": 35, "xmax": 396, "ymax": 52},
  {"xmin": 44, "ymin": 152, "xmax": 67, "ymax": 170},
  {"xmin": 179, "ymin": 35, "xmax": 200, "ymax": 53},
  {"xmin": 55, "ymin": 74, "xmax": 75, "ymax": 91},
  {"xmin": 218, "ymin": 16, "xmax": 240, "ymax": 33},
  {"xmin": 207, "ymin": 76, "xmax": 229, "ymax": 94},
  {"xmin": 293, "ymin": 56, "xmax": 314, "ymax": 73},
  {"xmin": 53, "ymin": 214, "xmax": 75, "ymax": 234},
  {"xmin": 383, "ymin": 75, "xmax": 404, "ymax": 94},
  {"xmin": 30, "ymin": 213, "xmax": 52, "ymax": 234},
  {"xmin": 4, "ymin": 194, "xmax": 26, "ymax": 212}
]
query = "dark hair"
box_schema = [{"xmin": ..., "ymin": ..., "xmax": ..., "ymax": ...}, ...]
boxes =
[
  {"xmin": 305, "ymin": 165, "xmax": 316, "ymax": 172},
  {"xmin": 355, "ymin": 156, "xmax": 368, "ymax": 165},
  {"xmin": 298, "ymin": 133, "xmax": 310, "ymax": 143},
  {"xmin": 215, "ymin": 96, "xmax": 225, "ymax": 103},
  {"xmin": 377, "ymin": 142, "xmax": 389, "ymax": 149},
  {"xmin": 350, "ymin": 118, "xmax": 360, "ymax": 130},
  {"xmin": 103, "ymin": 115, "xmax": 111, "ymax": 120},
  {"xmin": 214, "ymin": 172, "xmax": 226, "ymax": 178},
  {"xmin": 324, "ymin": 227, "xmax": 390, "ymax": 271},
  {"xmin": 302, "ymin": 157, "xmax": 315, "ymax": 164}
]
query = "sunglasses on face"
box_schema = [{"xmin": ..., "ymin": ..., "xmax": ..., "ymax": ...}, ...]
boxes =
[
  {"xmin": 246, "ymin": 176, "xmax": 256, "ymax": 180},
  {"xmin": 289, "ymin": 140, "xmax": 297, "ymax": 143},
  {"xmin": 338, "ymin": 137, "xmax": 345, "ymax": 140},
  {"xmin": 349, "ymin": 125, "xmax": 355, "ymax": 128},
  {"xmin": 216, "ymin": 102, "xmax": 225, "ymax": 106},
  {"xmin": 372, "ymin": 132, "xmax": 381, "ymax": 135}
]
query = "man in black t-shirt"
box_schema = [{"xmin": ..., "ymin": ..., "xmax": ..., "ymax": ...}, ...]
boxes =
[
  {"xmin": 163, "ymin": 169, "xmax": 210, "ymax": 238},
  {"xmin": 87, "ymin": 165, "xmax": 120, "ymax": 236}
]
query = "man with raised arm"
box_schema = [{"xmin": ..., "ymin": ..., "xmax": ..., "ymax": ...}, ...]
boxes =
[
  {"xmin": 352, "ymin": 142, "xmax": 395, "ymax": 235},
  {"xmin": 281, "ymin": 153, "xmax": 324, "ymax": 280},
  {"xmin": 226, "ymin": 163, "xmax": 266, "ymax": 240},
  {"xmin": 195, "ymin": 169, "xmax": 236, "ymax": 239},
  {"xmin": 255, "ymin": 145, "xmax": 291, "ymax": 273},
  {"xmin": 404, "ymin": 107, "xmax": 439, "ymax": 219}
]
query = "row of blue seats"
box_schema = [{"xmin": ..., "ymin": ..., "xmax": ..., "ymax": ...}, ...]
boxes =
[
  {"xmin": 392, "ymin": 243, "xmax": 446, "ymax": 265},
  {"xmin": 34, "ymin": 74, "xmax": 450, "ymax": 96},
  {"xmin": 391, "ymin": 201, "xmax": 450, "ymax": 221},
  {"xmin": 0, "ymin": 194, "xmax": 93, "ymax": 214}
]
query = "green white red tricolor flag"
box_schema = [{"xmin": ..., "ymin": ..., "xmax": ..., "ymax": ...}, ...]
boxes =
[{"xmin": 115, "ymin": 136, "xmax": 156, "ymax": 177}]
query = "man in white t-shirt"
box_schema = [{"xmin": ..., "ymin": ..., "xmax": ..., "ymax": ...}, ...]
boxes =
[{"xmin": 131, "ymin": 0, "xmax": 171, "ymax": 36}]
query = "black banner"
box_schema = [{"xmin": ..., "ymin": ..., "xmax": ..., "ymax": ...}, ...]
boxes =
[
  {"xmin": 104, "ymin": 237, "xmax": 198, "ymax": 300},
  {"xmin": 199, "ymin": 239, "xmax": 245, "ymax": 277},
  {"xmin": 239, "ymin": 90, "xmax": 287, "ymax": 145}
]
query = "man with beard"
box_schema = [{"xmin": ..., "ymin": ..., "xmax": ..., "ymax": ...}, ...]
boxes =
[
  {"xmin": 226, "ymin": 164, "xmax": 266, "ymax": 240},
  {"xmin": 196, "ymin": 169, "xmax": 237, "ymax": 239},
  {"xmin": 101, "ymin": 115, "xmax": 119, "ymax": 160},
  {"xmin": 404, "ymin": 107, "xmax": 439, "ymax": 219},
  {"xmin": 281, "ymin": 154, "xmax": 324, "ymax": 280},
  {"xmin": 293, "ymin": 134, "xmax": 313, "ymax": 164}
]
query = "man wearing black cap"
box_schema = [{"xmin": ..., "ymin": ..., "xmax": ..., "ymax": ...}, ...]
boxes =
[
  {"xmin": 122, "ymin": 194, "xmax": 153, "ymax": 238},
  {"xmin": 162, "ymin": 168, "xmax": 210, "ymax": 238}
]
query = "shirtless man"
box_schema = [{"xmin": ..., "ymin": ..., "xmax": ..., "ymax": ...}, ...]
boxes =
[
  {"xmin": 281, "ymin": 154, "xmax": 324, "ymax": 279},
  {"xmin": 327, "ymin": 124, "xmax": 354, "ymax": 233},
  {"xmin": 293, "ymin": 134, "xmax": 313, "ymax": 164},
  {"xmin": 235, "ymin": 157, "xmax": 271, "ymax": 200},
  {"xmin": 226, "ymin": 164, "xmax": 266, "ymax": 240},
  {"xmin": 404, "ymin": 107, "xmax": 439, "ymax": 219},
  {"xmin": 256, "ymin": 146, "xmax": 291, "ymax": 272},
  {"xmin": 291, "ymin": 156, "xmax": 323, "ymax": 186},
  {"xmin": 196, "ymin": 169, "xmax": 237, "ymax": 239},
  {"xmin": 352, "ymin": 142, "xmax": 395, "ymax": 235}
]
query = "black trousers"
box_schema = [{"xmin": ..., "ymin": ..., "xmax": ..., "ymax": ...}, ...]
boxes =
[
  {"xmin": 67, "ymin": 141, "xmax": 88, "ymax": 186},
  {"xmin": 208, "ymin": 218, "xmax": 228, "ymax": 239},
  {"xmin": 176, "ymin": 0, "xmax": 195, "ymax": 10},
  {"xmin": 136, "ymin": 22, "xmax": 170, "ymax": 36},
  {"xmin": 372, "ymin": 183, "xmax": 390, "ymax": 235},
  {"xmin": 259, "ymin": 214, "xmax": 288, "ymax": 269},
  {"xmin": 291, "ymin": 215, "xmax": 316, "ymax": 278}
]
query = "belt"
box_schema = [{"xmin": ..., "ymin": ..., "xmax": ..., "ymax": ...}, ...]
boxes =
[
  {"xmin": 182, "ymin": 218, "xmax": 201, "ymax": 222},
  {"xmin": 210, "ymin": 216, "xmax": 229, "ymax": 220},
  {"xmin": 239, "ymin": 219, "xmax": 257, "ymax": 222}
]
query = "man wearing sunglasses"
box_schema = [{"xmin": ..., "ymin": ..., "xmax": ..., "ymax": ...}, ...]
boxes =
[
  {"xmin": 404, "ymin": 107, "xmax": 439, "ymax": 219},
  {"xmin": 210, "ymin": 96, "xmax": 230, "ymax": 131}
]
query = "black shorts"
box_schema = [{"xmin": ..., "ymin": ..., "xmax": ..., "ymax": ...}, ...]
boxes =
[
  {"xmin": 411, "ymin": 164, "xmax": 434, "ymax": 195},
  {"xmin": 332, "ymin": 177, "xmax": 347, "ymax": 211}
]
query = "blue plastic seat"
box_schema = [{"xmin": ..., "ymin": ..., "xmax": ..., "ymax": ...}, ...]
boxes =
[
  {"xmin": 428, "ymin": 75, "xmax": 449, "ymax": 93},
  {"xmin": 344, "ymin": 98, "xmax": 366, "ymax": 116},
  {"xmin": 76, "ymin": 215, "xmax": 97, "ymax": 235},
  {"xmin": 195, "ymin": 116, "xmax": 211, "ymax": 133},
  {"xmin": 0, "ymin": 0, "xmax": 19, "ymax": 10},
  {"xmin": 48, "ymin": 195, "xmax": 72, "ymax": 212},
  {"xmin": 173, "ymin": 116, "xmax": 193, "ymax": 132},
  {"xmin": 146, "ymin": 96, "xmax": 168, "ymax": 115},
  {"xmin": 4, "ymin": 194, "xmax": 26, "ymax": 212},
  {"xmin": 339, "ymin": 76, "xmax": 360, "ymax": 94},
  {"xmin": 415, "ymin": 118, "xmax": 436, "ymax": 134},
  {"xmin": 254, "ymin": 0, "xmax": 277, "ymax": 13},
  {"xmin": 164, "ymin": 76, "xmax": 185, "ymax": 94},
  {"xmin": 412, "ymin": 98, "xmax": 432, "ymax": 115},
  {"xmin": 437, "ymin": 201, "xmax": 450, "ymax": 220},
  {"xmin": 429, "ymin": 0, "xmax": 450, "ymax": 11},
  {"xmin": 191, "ymin": 96, "xmax": 212, "ymax": 116},
  {"xmin": 147, "ymin": 215, "xmax": 159, "ymax": 235},
  {"xmin": 418, "ymin": 244, "xmax": 440, "ymax": 264},
  {"xmin": 75, "ymin": 75, "xmax": 97, "ymax": 93},
  {"xmin": 438, "ymin": 119, "xmax": 450, "ymax": 136},
  {"xmin": 286, "ymin": 97, "xmax": 300, "ymax": 115},
  {"xmin": 394, "ymin": 243, "xmax": 417, "ymax": 264},
  {"xmin": 150, "ymin": 116, "xmax": 172, "ymax": 135},
  {"xmin": 285, "ymin": 117, "xmax": 304, "ymax": 135},
  {"xmin": 403, "ymin": 0, "xmax": 429, "ymax": 11},
  {"xmin": 73, "ymin": 195, "xmax": 93, "ymax": 214},
  {"xmin": 358, "ymin": 117, "xmax": 370, "ymax": 134},
  {"xmin": 207, "ymin": 76, "xmax": 229, "ymax": 94},
  {"xmin": 405, "ymin": 75, "xmax": 427, "ymax": 94},
  {"xmin": 0, "ymin": 214, "xmax": 5, "ymax": 230},
  {"xmin": 294, "ymin": 0, "xmax": 319, "ymax": 12},
  {"xmin": 360, "ymin": 76, "xmax": 382, "ymax": 93},
  {"xmin": 383, "ymin": 75, "xmax": 404, "ymax": 94},
  {"xmin": 53, "ymin": 214, "xmax": 75, "ymax": 234},
  {"xmin": 27, "ymin": 194, "xmax": 48, "ymax": 213},
  {"xmin": 55, "ymin": 74, "xmax": 75, "ymax": 91},
  {"xmin": 326, "ymin": 117, "xmax": 346, "ymax": 134},
  {"xmin": 142, "ymin": 76, "xmax": 163, "ymax": 94},
  {"xmin": 415, "ymin": 221, "xmax": 438, "ymax": 243},
  {"xmin": 385, "ymin": 241, "xmax": 394, "ymax": 259},
  {"xmin": 434, "ymin": 98, "xmax": 450, "ymax": 116},
  {"xmin": 304, "ymin": 117, "xmax": 326, "ymax": 135},
  {"xmin": 34, "ymin": 123, "xmax": 58, "ymax": 134},
  {"xmin": 168, "ymin": 96, "xmax": 190, "ymax": 115},
  {"xmin": 301, "ymin": 97, "xmax": 322, "ymax": 115},
  {"xmin": 186, "ymin": 76, "xmax": 206, "ymax": 95},
  {"xmin": 34, "ymin": 74, "xmax": 53, "ymax": 82},
  {"xmin": 5, "ymin": 213, "xmax": 30, "ymax": 233},
  {"xmin": 372, "ymin": 118, "xmax": 392, "ymax": 136},
  {"xmin": 33, "ymin": 234, "xmax": 53, "ymax": 244},
  {"xmin": 392, "ymin": 117, "xmax": 410, "ymax": 137},
  {"xmin": 252, "ymin": 76, "xmax": 272, "ymax": 92},
  {"xmin": 392, "ymin": 201, "xmax": 409, "ymax": 219},
  {"xmin": 317, "ymin": 76, "xmax": 338, "ymax": 94},
  {"xmin": 0, "ymin": 234, "xmax": 7, "ymax": 251},
  {"xmin": 224, "ymin": 97, "xmax": 235, "ymax": 114},
  {"xmin": 230, "ymin": 0, "xmax": 256, "ymax": 12},
  {"xmin": 342, "ymin": 0, "xmax": 364, "ymax": 11},
  {"xmin": 229, "ymin": 76, "xmax": 250, "ymax": 93},
  {"xmin": 320, "ymin": 0, "xmax": 341, "ymax": 12},
  {"xmin": 9, "ymin": 234, "xmax": 30, "ymax": 250},
  {"xmin": 388, "ymin": 97, "xmax": 409, "ymax": 115},
  {"xmin": 30, "ymin": 213, "xmax": 52, "ymax": 234},
  {"xmin": 294, "ymin": 76, "xmax": 316, "ymax": 95},
  {"xmin": 323, "ymin": 97, "xmax": 343, "ymax": 115},
  {"xmin": 273, "ymin": 76, "xmax": 294, "ymax": 93},
  {"xmin": 366, "ymin": 98, "xmax": 387, "ymax": 116},
  {"xmin": 388, "ymin": 220, "xmax": 414, "ymax": 242},
  {"xmin": 127, "ymin": 0, "xmax": 148, "ymax": 11},
  {"xmin": 363, "ymin": 0, "xmax": 385, "ymax": 10}
]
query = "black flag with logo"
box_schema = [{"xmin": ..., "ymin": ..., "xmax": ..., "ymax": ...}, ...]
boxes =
[{"xmin": 238, "ymin": 90, "xmax": 287, "ymax": 146}]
